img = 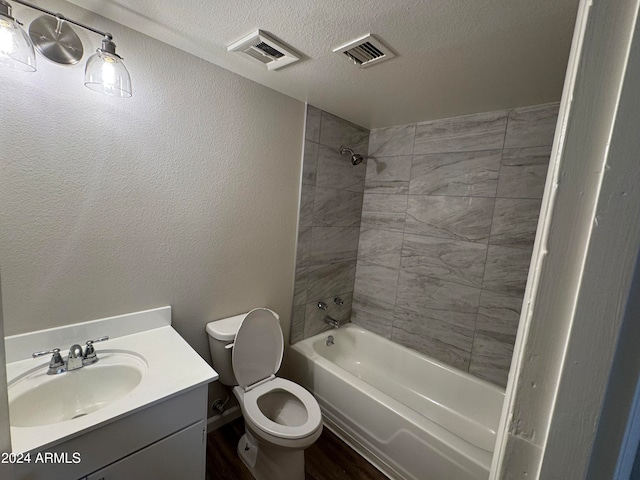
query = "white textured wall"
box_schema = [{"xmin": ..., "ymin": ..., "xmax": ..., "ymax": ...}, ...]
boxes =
[{"xmin": 0, "ymin": 0, "xmax": 304, "ymax": 368}]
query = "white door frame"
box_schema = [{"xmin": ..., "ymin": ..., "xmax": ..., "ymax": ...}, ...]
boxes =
[{"xmin": 491, "ymin": 0, "xmax": 640, "ymax": 477}]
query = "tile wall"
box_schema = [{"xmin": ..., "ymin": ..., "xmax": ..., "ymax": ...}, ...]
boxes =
[
  {"xmin": 290, "ymin": 105, "xmax": 370, "ymax": 343},
  {"xmin": 351, "ymin": 103, "xmax": 559, "ymax": 386}
]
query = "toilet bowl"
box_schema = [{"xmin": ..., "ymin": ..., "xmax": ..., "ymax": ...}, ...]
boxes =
[{"xmin": 206, "ymin": 308, "xmax": 323, "ymax": 480}]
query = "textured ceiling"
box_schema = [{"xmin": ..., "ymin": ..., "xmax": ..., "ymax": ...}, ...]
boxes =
[{"xmin": 66, "ymin": 0, "xmax": 579, "ymax": 128}]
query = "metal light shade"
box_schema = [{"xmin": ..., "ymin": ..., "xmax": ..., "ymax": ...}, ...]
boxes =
[
  {"xmin": 0, "ymin": 10, "xmax": 36, "ymax": 71},
  {"xmin": 84, "ymin": 38, "xmax": 131, "ymax": 98}
]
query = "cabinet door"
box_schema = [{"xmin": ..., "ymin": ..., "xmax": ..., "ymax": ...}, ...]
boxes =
[{"xmin": 87, "ymin": 420, "xmax": 205, "ymax": 480}]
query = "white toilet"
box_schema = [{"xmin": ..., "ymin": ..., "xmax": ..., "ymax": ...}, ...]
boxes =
[{"xmin": 206, "ymin": 308, "xmax": 323, "ymax": 480}]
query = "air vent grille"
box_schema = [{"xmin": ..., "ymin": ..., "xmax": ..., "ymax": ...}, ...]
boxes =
[
  {"xmin": 254, "ymin": 42, "xmax": 284, "ymax": 58},
  {"xmin": 333, "ymin": 34, "xmax": 395, "ymax": 68},
  {"xmin": 228, "ymin": 30, "xmax": 300, "ymax": 71}
]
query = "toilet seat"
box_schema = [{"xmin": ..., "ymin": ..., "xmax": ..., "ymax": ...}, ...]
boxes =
[
  {"xmin": 242, "ymin": 377, "xmax": 322, "ymax": 440},
  {"xmin": 231, "ymin": 308, "xmax": 322, "ymax": 441}
]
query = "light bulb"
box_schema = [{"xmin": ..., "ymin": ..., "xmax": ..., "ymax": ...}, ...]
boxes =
[
  {"xmin": 0, "ymin": 6, "xmax": 36, "ymax": 72},
  {"xmin": 84, "ymin": 36, "xmax": 131, "ymax": 98}
]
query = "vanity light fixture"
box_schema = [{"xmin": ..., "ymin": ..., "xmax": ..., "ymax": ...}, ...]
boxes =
[
  {"xmin": 0, "ymin": 0, "xmax": 132, "ymax": 97},
  {"xmin": 0, "ymin": 0, "xmax": 35, "ymax": 71}
]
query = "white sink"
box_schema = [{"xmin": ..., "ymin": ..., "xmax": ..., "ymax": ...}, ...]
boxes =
[
  {"xmin": 5, "ymin": 307, "xmax": 217, "ymax": 455},
  {"xmin": 8, "ymin": 351, "xmax": 146, "ymax": 428}
]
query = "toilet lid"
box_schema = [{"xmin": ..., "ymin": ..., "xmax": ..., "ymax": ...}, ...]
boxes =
[{"xmin": 232, "ymin": 308, "xmax": 284, "ymax": 388}]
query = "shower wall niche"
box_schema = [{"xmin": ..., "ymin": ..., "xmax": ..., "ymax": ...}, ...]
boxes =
[
  {"xmin": 291, "ymin": 102, "xmax": 558, "ymax": 387},
  {"xmin": 290, "ymin": 105, "xmax": 370, "ymax": 343}
]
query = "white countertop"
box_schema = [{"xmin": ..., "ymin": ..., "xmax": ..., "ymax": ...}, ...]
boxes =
[{"xmin": 5, "ymin": 307, "xmax": 217, "ymax": 454}]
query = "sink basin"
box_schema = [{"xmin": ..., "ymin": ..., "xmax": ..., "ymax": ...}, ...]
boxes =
[{"xmin": 8, "ymin": 350, "xmax": 147, "ymax": 428}]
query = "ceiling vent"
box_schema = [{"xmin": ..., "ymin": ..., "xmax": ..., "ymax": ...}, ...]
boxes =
[
  {"xmin": 227, "ymin": 30, "xmax": 300, "ymax": 71},
  {"xmin": 333, "ymin": 34, "xmax": 395, "ymax": 68}
]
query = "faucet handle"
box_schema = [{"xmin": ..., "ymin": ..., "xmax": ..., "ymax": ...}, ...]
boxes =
[
  {"xmin": 32, "ymin": 348, "xmax": 65, "ymax": 375},
  {"xmin": 32, "ymin": 347, "xmax": 61, "ymax": 359},
  {"xmin": 317, "ymin": 301, "xmax": 328, "ymax": 310},
  {"xmin": 84, "ymin": 336, "xmax": 109, "ymax": 365},
  {"xmin": 86, "ymin": 336, "xmax": 109, "ymax": 346}
]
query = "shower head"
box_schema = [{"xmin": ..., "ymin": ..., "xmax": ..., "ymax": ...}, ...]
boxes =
[{"xmin": 339, "ymin": 146, "xmax": 365, "ymax": 166}]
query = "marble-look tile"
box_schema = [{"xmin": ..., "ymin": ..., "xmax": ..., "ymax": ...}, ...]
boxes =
[
  {"xmin": 299, "ymin": 184, "xmax": 315, "ymax": 227},
  {"xmin": 490, "ymin": 198, "xmax": 542, "ymax": 249},
  {"xmin": 405, "ymin": 196, "xmax": 494, "ymax": 243},
  {"xmin": 368, "ymin": 124, "xmax": 416, "ymax": 157},
  {"xmin": 497, "ymin": 146, "xmax": 551, "ymax": 199},
  {"xmin": 304, "ymin": 292, "xmax": 353, "ymax": 337},
  {"xmin": 353, "ymin": 262, "xmax": 400, "ymax": 306},
  {"xmin": 395, "ymin": 270, "xmax": 481, "ymax": 316},
  {"xmin": 409, "ymin": 150, "xmax": 501, "ymax": 197},
  {"xmin": 468, "ymin": 352, "xmax": 511, "ymax": 387},
  {"xmin": 483, "ymin": 245, "xmax": 533, "ymax": 296},
  {"xmin": 472, "ymin": 290, "xmax": 522, "ymax": 385},
  {"xmin": 296, "ymin": 226, "xmax": 311, "ymax": 268},
  {"xmin": 319, "ymin": 111, "xmax": 369, "ymax": 154},
  {"xmin": 351, "ymin": 292, "xmax": 395, "ymax": 338},
  {"xmin": 305, "ymin": 104, "xmax": 321, "ymax": 143},
  {"xmin": 400, "ymin": 234, "xmax": 487, "ymax": 288},
  {"xmin": 302, "ymin": 140, "xmax": 319, "ymax": 186},
  {"xmin": 357, "ymin": 227, "xmax": 403, "ymax": 269},
  {"xmin": 414, "ymin": 110, "xmax": 508, "ymax": 154},
  {"xmin": 504, "ymin": 103, "xmax": 559, "ymax": 149},
  {"xmin": 293, "ymin": 267, "xmax": 308, "ymax": 306},
  {"xmin": 361, "ymin": 194, "xmax": 407, "ymax": 232},
  {"xmin": 290, "ymin": 304, "xmax": 306, "ymax": 344},
  {"xmin": 313, "ymin": 187, "xmax": 363, "ymax": 227},
  {"xmin": 316, "ymin": 144, "xmax": 366, "ymax": 192},
  {"xmin": 475, "ymin": 290, "xmax": 522, "ymax": 346},
  {"xmin": 364, "ymin": 155, "xmax": 412, "ymax": 194},
  {"xmin": 306, "ymin": 260, "xmax": 357, "ymax": 302},
  {"xmin": 310, "ymin": 226, "xmax": 360, "ymax": 265},
  {"xmin": 470, "ymin": 286, "xmax": 520, "ymax": 386},
  {"xmin": 392, "ymin": 306, "xmax": 475, "ymax": 370},
  {"xmin": 352, "ymin": 290, "xmax": 396, "ymax": 320}
]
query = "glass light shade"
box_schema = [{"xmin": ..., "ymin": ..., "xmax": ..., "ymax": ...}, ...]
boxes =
[
  {"xmin": 84, "ymin": 49, "xmax": 132, "ymax": 98},
  {"xmin": 0, "ymin": 15, "xmax": 36, "ymax": 72}
]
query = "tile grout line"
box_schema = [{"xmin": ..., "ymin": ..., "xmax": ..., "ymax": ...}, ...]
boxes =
[
  {"xmin": 469, "ymin": 110, "xmax": 511, "ymax": 374},
  {"xmin": 348, "ymin": 129, "xmax": 371, "ymax": 326},
  {"xmin": 390, "ymin": 122, "xmax": 418, "ymax": 341},
  {"xmin": 301, "ymin": 107, "xmax": 323, "ymax": 339}
]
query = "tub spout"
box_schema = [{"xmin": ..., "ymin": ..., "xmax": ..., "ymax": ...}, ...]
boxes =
[{"xmin": 324, "ymin": 315, "xmax": 341, "ymax": 329}]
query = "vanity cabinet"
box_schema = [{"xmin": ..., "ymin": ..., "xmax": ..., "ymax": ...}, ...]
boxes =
[
  {"xmin": 12, "ymin": 386, "xmax": 208, "ymax": 480},
  {"xmin": 85, "ymin": 421, "xmax": 205, "ymax": 480}
]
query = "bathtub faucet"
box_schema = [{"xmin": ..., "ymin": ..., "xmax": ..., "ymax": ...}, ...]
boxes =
[{"xmin": 324, "ymin": 315, "xmax": 341, "ymax": 329}]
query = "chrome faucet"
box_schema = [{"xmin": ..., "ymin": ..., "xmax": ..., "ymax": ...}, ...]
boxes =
[
  {"xmin": 32, "ymin": 336, "xmax": 109, "ymax": 375},
  {"xmin": 32, "ymin": 348, "xmax": 65, "ymax": 375},
  {"xmin": 324, "ymin": 315, "xmax": 341, "ymax": 329},
  {"xmin": 66, "ymin": 344, "xmax": 84, "ymax": 371}
]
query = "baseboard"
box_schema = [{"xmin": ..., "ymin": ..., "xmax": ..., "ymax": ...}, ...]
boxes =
[{"xmin": 207, "ymin": 405, "xmax": 242, "ymax": 433}]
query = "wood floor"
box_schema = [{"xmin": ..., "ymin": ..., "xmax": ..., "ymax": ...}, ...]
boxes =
[{"xmin": 206, "ymin": 418, "xmax": 388, "ymax": 480}]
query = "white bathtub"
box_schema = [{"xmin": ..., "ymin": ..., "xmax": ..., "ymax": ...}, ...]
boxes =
[{"xmin": 287, "ymin": 324, "xmax": 505, "ymax": 480}]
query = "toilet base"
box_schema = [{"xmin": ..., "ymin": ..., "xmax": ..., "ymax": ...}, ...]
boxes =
[
  {"xmin": 237, "ymin": 433, "xmax": 259, "ymax": 471},
  {"xmin": 236, "ymin": 429, "xmax": 305, "ymax": 480}
]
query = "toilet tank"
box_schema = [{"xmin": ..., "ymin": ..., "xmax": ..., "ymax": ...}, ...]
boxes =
[
  {"xmin": 206, "ymin": 309, "xmax": 280, "ymax": 386},
  {"xmin": 206, "ymin": 313, "xmax": 245, "ymax": 386}
]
